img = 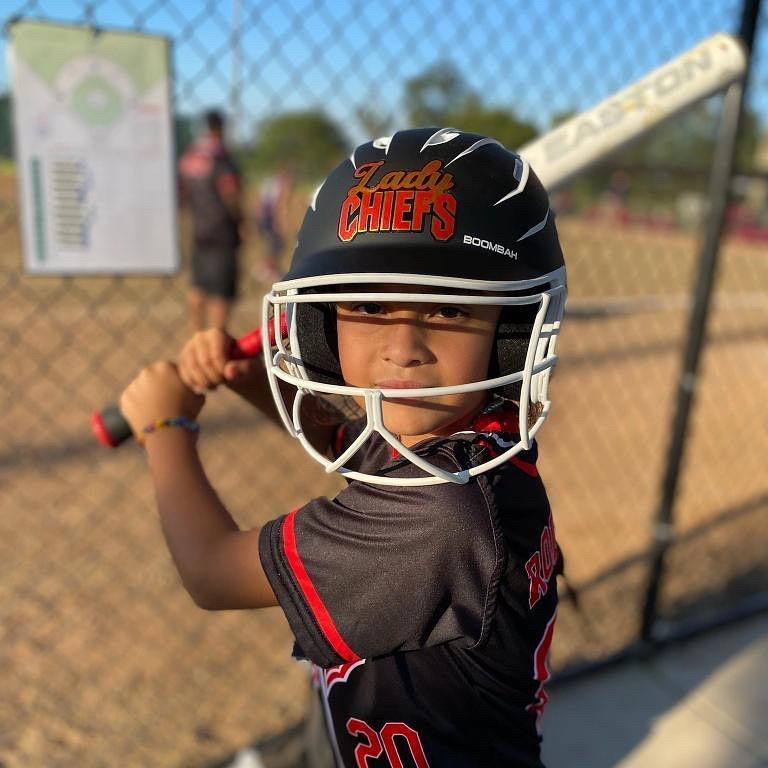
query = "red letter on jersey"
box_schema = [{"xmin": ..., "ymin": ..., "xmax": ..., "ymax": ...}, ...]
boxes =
[{"xmin": 525, "ymin": 552, "xmax": 547, "ymax": 608}]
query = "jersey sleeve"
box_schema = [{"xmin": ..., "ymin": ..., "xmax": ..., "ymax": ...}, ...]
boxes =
[{"xmin": 258, "ymin": 470, "xmax": 505, "ymax": 668}]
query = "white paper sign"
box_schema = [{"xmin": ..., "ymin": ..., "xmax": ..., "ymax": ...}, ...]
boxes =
[{"xmin": 9, "ymin": 21, "xmax": 178, "ymax": 273}]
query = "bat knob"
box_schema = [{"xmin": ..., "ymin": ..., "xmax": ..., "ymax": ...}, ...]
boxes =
[{"xmin": 91, "ymin": 405, "xmax": 133, "ymax": 448}]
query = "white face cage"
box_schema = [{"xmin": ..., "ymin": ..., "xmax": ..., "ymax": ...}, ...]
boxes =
[{"xmin": 262, "ymin": 268, "xmax": 566, "ymax": 486}]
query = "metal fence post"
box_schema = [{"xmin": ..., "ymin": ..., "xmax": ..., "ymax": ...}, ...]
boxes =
[{"xmin": 639, "ymin": 0, "xmax": 763, "ymax": 643}]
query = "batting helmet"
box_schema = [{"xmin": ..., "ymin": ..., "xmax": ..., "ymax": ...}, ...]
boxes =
[{"xmin": 262, "ymin": 127, "xmax": 567, "ymax": 485}]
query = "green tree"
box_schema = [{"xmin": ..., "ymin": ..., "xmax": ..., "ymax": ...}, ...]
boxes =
[
  {"xmin": 402, "ymin": 62, "xmax": 536, "ymax": 149},
  {"xmin": 404, "ymin": 61, "xmax": 469, "ymax": 127},
  {"xmin": 356, "ymin": 105, "xmax": 393, "ymax": 142},
  {"xmin": 630, "ymin": 101, "xmax": 759, "ymax": 169},
  {"xmin": 241, "ymin": 110, "xmax": 350, "ymax": 181},
  {"xmin": 449, "ymin": 95, "xmax": 537, "ymax": 150}
]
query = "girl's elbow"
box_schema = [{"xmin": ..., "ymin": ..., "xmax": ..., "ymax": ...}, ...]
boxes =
[
  {"xmin": 189, "ymin": 591, "xmax": 223, "ymax": 611},
  {"xmin": 181, "ymin": 577, "xmax": 226, "ymax": 611},
  {"xmin": 186, "ymin": 584, "xmax": 272, "ymax": 611}
]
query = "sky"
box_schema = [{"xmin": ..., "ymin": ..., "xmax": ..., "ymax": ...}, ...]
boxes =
[{"xmin": 1, "ymin": 0, "xmax": 766, "ymax": 147}]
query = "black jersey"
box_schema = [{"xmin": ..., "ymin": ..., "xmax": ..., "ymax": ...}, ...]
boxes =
[{"xmin": 259, "ymin": 404, "xmax": 559, "ymax": 767}]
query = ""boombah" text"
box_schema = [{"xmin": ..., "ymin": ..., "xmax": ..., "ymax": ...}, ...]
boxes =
[{"xmin": 463, "ymin": 234, "xmax": 518, "ymax": 260}]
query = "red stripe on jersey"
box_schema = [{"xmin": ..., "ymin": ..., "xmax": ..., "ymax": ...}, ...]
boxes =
[
  {"xmin": 282, "ymin": 510, "xmax": 360, "ymax": 663},
  {"xmin": 527, "ymin": 609, "xmax": 557, "ymax": 734},
  {"xmin": 479, "ymin": 438, "xmax": 539, "ymax": 477},
  {"xmin": 334, "ymin": 424, "xmax": 345, "ymax": 457},
  {"xmin": 510, "ymin": 456, "xmax": 539, "ymax": 477}
]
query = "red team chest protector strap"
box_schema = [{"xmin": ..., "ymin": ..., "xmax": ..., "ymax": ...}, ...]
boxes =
[{"xmin": 282, "ymin": 510, "xmax": 361, "ymax": 663}]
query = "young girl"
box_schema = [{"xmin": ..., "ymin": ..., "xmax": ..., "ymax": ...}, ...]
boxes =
[{"xmin": 121, "ymin": 127, "xmax": 567, "ymax": 767}]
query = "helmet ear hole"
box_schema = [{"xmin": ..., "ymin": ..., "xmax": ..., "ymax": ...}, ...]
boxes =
[
  {"xmin": 491, "ymin": 304, "xmax": 538, "ymax": 400},
  {"xmin": 294, "ymin": 302, "xmax": 344, "ymax": 384}
]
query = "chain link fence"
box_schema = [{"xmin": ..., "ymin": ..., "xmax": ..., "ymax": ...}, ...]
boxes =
[{"xmin": 1, "ymin": 1, "xmax": 766, "ymax": 766}]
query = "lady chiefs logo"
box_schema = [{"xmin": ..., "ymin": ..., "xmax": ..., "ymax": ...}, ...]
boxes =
[{"xmin": 338, "ymin": 159, "xmax": 456, "ymax": 242}]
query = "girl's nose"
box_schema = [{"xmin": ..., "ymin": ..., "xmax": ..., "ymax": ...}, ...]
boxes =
[{"xmin": 381, "ymin": 317, "xmax": 431, "ymax": 368}]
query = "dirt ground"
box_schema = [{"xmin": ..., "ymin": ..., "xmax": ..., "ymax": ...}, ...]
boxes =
[{"xmin": 1, "ymin": 180, "xmax": 766, "ymax": 767}]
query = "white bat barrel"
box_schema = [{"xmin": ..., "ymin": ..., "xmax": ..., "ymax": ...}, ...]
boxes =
[{"xmin": 519, "ymin": 33, "xmax": 747, "ymax": 192}]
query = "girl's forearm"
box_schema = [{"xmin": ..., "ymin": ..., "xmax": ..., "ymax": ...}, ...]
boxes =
[
  {"xmin": 144, "ymin": 430, "xmax": 262, "ymax": 608},
  {"xmin": 225, "ymin": 362, "xmax": 284, "ymax": 427},
  {"xmin": 229, "ymin": 371, "xmax": 336, "ymax": 455}
]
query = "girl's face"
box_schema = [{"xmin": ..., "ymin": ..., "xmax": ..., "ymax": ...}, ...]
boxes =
[{"xmin": 336, "ymin": 286, "xmax": 501, "ymax": 447}]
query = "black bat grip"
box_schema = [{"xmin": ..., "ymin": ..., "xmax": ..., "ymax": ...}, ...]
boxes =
[{"xmin": 91, "ymin": 405, "xmax": 135, "ymax": 448}]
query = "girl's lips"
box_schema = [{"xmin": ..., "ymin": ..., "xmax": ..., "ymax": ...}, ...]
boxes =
[{"xmin": 375, "ymin": 379, "xmax": 428, "ymax": 389}]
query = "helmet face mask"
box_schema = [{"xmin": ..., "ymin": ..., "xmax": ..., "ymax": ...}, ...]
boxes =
[{"xmin": 262, "ymin": 128, "xmax": 567, "ymax": 486}]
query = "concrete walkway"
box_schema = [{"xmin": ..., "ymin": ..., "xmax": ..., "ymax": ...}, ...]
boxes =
[{"xmin": 541, "ymin": 612, "xmax": 768, "ymax": 768}]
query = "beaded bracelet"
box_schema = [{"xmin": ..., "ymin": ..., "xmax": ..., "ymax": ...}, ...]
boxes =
[{"xmin": 142, "ymin": 416, "xmax": 200, "ymax": 436}]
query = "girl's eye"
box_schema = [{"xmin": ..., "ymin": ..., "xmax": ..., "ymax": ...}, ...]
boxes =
[
  {"xmin": 435, "ymin": 306, "xmax": 466, "ymax": 319},
  {"xmin": 353, "ymin": 302, "xmax": 384, "ymax": 315}
]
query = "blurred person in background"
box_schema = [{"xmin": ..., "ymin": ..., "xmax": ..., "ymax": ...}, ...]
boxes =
[
  {"xmin": 251, "ymin": 164, "xmax": 295, "ymax": 285},
  {"xmin": 178, "ymin": 109, "xmax": 243, "ymax": 331}
]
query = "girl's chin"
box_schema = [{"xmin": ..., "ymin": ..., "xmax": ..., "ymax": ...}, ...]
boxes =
[
  {"xmin": 347, "ymin": 393, "xmax": 485, "ymax": 440},
  {"xmin": 380, "ymin": 405, "xmax": 468, "ymax": 443}
]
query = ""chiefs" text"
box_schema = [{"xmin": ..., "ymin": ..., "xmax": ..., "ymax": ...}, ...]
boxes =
[{"xmin": 338, "ymin": 160, "xmax": 456, "ymax": 242}]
